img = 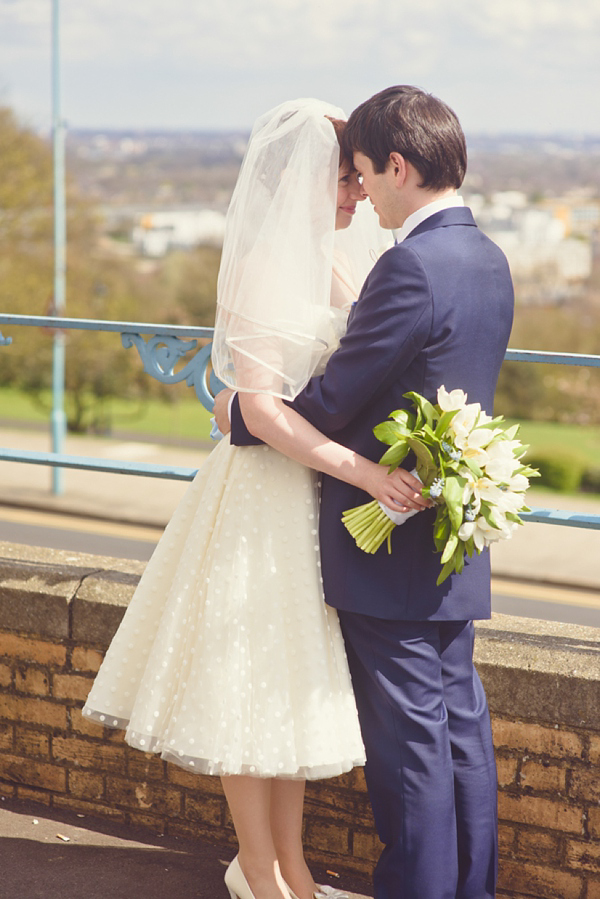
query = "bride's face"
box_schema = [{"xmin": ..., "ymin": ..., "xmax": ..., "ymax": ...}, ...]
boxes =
[{"xmin": 335, "ymin": 162, "xmax": 366, "ymax": 231}]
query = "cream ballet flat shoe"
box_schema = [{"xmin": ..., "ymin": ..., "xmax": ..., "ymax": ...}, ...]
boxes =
[{"xmin": 224, "ymin": 856, "xmax": 257, "ymax": 899}]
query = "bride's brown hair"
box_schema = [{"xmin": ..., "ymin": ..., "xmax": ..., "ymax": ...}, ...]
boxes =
[{"xmin": 326, "ymin": 116, "xmax": 353, "ymax": 169}]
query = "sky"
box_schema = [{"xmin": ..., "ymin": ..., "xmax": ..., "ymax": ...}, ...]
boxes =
[{"xmin": 0, "ymin": 0, "xmax": 599, "ymax": 135}]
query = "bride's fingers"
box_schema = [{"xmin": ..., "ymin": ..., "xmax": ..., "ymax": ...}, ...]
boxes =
[
  {"xmin": 389, "ymin": 484, "xmax": 430, "ymax": 507},
  {"xmin": 384, "ymin": 482, "xmax": 432, "ymax": 510},
  {"xmin": 381, "ymin": 490, "xmax": 421, "ymax": 512},
  {"xmin": 389, "ymin": 469, "xmax": 424, "ymax": 493}
]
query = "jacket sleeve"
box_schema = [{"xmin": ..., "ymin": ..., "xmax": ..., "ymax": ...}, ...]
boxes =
[{"xmin": 230, "ymin": 393, "xmax": 265, "ymax": 446}]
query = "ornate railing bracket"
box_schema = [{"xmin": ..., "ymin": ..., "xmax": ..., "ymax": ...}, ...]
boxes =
[{"xmin": 121, "ymin": 332, "xmax": 224, "ymax": 411}]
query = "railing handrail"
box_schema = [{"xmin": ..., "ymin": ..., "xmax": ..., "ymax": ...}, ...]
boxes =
[
  {"xmin": 1, "ymin": 313, "xmax": 599, "ymax": 533},
  {"xmin": 2, "ymin": 315, "xmax": 600, "ymax": 366},
  {"xmin": 0, "ymin": 448, "xmax": 198, "ymax": 481},
  {"xmin": 504, "ymin": 348, "xmax": 600, "ymax": 367},
  {"xmin": 0, "ymin": 314, "xmax": 213, "ymax": 340}
]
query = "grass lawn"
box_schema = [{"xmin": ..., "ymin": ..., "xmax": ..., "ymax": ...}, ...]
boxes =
[
  {"xmin": 0, "ymin": 387, "xmax": 214, "ymax": 442},
  {"xmin": 1, "ymin": 386, "xmax": 599, "ymax": 468},
  {"xmin": 507, "ymin": 419, "xmax": 600, "ymax": 470}
]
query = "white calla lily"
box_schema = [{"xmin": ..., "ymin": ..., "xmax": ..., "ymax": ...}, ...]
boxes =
[
  {"xmin": 506, "ymin": 472, "xmax": 530, "ymax": 493},
  {"xmin": 437, "ymin": 385, "xmax": 468, "ymax": 411},
  {"xmin": 458, "ymin": 521, "xmax": 475, "ymax": 541}
]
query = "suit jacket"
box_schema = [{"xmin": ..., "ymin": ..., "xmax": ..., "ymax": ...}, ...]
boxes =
[{"xmin": 231, "ymin": 206, "xmax": 514, "ymax": 620}]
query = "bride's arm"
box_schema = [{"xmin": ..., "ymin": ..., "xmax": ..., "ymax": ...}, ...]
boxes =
[{"xmin": 239, "ymin": 392, "xmax": 429, "ymax": 512}]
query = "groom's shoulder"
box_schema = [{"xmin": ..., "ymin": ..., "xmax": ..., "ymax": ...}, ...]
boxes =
[
  {"xmin": 363, "ymin": 241, "xmax": 429, "ymax": 294},
  {"xmin": 373, "ymin": 239, "xmax": 424, "ymax": 273},
  {"xmin": 355, "ymin": 242, "xmax": 432, "ymax": 315}
]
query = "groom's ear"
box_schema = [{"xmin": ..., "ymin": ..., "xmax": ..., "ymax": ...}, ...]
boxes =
[{"xmin": 388, "ymin": 152, "xmax": 407, "ymax": 187}]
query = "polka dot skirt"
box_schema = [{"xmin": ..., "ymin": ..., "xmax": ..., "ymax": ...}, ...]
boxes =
[{"xmin": 82, "ymin": 437, "xmax": 365, "ymax": 780}]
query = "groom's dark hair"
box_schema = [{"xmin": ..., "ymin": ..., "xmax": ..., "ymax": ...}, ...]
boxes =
[{"xmin": 343, "ymin": 85, "xmax": 467, "ymax": 191}]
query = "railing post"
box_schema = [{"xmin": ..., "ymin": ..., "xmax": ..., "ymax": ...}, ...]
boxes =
[{"xmin": 51, "ymin": 0, "xmax": 67, "ymax": 495}]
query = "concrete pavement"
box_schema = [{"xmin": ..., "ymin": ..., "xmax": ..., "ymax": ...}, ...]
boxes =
[{"xmin": 0, "ymin": 797, "xmax": 372, "ymax": 899}]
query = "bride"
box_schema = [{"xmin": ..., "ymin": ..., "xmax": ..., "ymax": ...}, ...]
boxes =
[{"xmin": 83, "ymin": 99, "xmax": 422, "ymax": 899}]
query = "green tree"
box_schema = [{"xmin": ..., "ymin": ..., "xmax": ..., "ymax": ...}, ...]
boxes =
[
  {"xmin": 496, "ymin": 301, "xmax": 600, "ymax": 424},
  {"xmin": 158, "ymin": 245, "xmax": 221, "ymax": 326},
  {"xmin": 0, "ymin": 106, "xmax": 169, "ymax": 432}
]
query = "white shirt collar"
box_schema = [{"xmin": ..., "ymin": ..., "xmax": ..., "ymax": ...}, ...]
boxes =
[{"xmin": 394, "ymin": 195, "xmax": 465, "ymax": 244}]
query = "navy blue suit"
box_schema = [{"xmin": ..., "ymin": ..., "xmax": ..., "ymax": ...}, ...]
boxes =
[{"xmin": 231, "ymin": 206, "xmax": 514, "ymax": 898}]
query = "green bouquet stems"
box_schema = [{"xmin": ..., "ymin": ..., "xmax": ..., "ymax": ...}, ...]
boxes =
[{"xmin": 342, "ymin": 501, "xmax": 396, "ymax": 554}]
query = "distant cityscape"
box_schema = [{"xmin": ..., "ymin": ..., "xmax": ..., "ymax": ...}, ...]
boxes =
[{"xmin": 66, "ymin": 129, "xmax": 600, "ymax": 304}]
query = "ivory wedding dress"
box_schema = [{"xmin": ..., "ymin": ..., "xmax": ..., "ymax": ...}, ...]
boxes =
[{"xmin": 82, "ymin": 299, "xmax": 366, "ymax": 780}]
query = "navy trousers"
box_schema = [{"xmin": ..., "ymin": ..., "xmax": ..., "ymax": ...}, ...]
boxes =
[{"xmin": 338, "ymin": 614, "xmax": 497, "ymax": 899}]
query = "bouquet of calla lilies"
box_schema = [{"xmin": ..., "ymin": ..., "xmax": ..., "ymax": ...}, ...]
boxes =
[{"xmin": 342, "ymin": 386, "xmax": 539, "ymax": 585}]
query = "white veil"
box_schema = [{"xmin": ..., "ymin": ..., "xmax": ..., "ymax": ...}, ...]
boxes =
[{"xmin": 211, "ymin": 98, "xmax": 389, "ymax": 400}]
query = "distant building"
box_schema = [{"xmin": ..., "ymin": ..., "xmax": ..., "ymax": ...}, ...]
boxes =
[
  {"xmin": 465, "ymin": 192, "xmax": 594, "ymax": 295},
  {"xmin": 542, "ymin": 198, "xmax": 600, "ymax": 238},
  {"xmin": 132, "ymin": 209, "xmax": 226, "ymax": 257}
]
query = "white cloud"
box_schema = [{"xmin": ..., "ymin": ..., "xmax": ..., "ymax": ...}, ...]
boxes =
[
  {"xmin": 2, "ymin": 0, "xmax": 598, "ymax": 65},
  {"xmin": 0, "ymin": 0, "xmax": 598, "ymax": 130}
]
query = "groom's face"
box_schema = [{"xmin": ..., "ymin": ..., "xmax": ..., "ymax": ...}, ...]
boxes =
[{"xmin": 353, "ymin": 151, "xmax": 400, "ymax": 230}]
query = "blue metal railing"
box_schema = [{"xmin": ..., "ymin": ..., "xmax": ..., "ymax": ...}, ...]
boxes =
[{"xmin": 0, "ymin": 313, "xmax": 599, "ymax": 531}]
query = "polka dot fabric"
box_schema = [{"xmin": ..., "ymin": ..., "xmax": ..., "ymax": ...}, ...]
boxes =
[{"xmin": 82, "ymin": 437, "xmax": 365, "ymax": 779}]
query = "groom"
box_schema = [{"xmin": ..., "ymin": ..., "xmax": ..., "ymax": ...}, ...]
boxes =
[{"xmin": 228, "ymin": 86, "xmax": 514, "ymax": 899}]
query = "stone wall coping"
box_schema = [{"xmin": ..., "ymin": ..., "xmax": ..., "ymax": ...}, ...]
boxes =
[
  {"xmin": 0, "ymin": 541, "xmax": 598, "ymax": 731},
  {"xmin": 475, "ymin": 614, "xmax": 600, "ymax": 682}
]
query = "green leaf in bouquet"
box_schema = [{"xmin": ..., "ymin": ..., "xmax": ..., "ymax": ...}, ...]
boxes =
[
  {"xmin": 454, "ymin": 544, "xmax": 465, "ymax": 574},
  {"xmin": 510, "ymin": 439, "xmax": 528, "ymax": 453},
  {"xmin": 389, "ymin": 409, "xmax": 417, "ymax": 431},
  {"xmin": 476, "ymin": 414, "xmax": 505, "ymax": 429},
  {"xmin": 480, "ymin": 502, "xmax": 501, "ymax": 530},
  {"xmin": 464, "ymin": 536, "xmax": 476, "ymax": 558},
  {"xmin": 442, "ymin": 475, "xmax": 466, "ymax": 530},
  {"xmin": 421, "ymin": 423, "xmax": 439, "ymax": 443},
  {"xmin": 441, "ymin": 540, "xmax": 468, "ymax": 583},
  {"xmin": 407, "ymin": 437, "xmax": 437, "ymax": 482},
  {"xmin": 462, "ymin": 457, "xmax": 483, "ymax": 479},
  {"xmin": 404, "ymin": 391, "xmax": 436, "ymax": 428},
  {"xmin": 503, "ymin": 423, "xmax": 520, "ymax": 440},
  {"xmin": 379, "ymin": 440, "xmax": 410, "ymax": 470},
  {"xmin": 373, "ymin": 421, "xmax": 408, "ymax": 446},
  {"xmin": 434, "ymin": 408, "xmax": 460, "ymax": 438},
  {"xmin": 443, "ymin": 460, "xmax": 465, "ymax": 480},
  {"xmin": 441, "ymin": 532, "xmax": 459, "ymax": 564},
  {"xmin": 517, "ymin": 465, "xmax": 541, "ymax": 478},
  {"xmin": 505, "ymin": 511, "xmax": 524, "ymax": 525},
  {"xmin": 433, "ymin": 509, "xmax": 451, "ymax": 551},
  {"xmin": 437, "ymin": 555, "xmax": 458, "ymax": 585}
]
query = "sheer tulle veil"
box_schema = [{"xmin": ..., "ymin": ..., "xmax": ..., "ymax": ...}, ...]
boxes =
[{"xmin": 211, "ymin": 98, "xmax": 389, "ymax": 400}]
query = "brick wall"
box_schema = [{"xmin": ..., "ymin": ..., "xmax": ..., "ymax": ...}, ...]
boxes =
[{"xmin": 0, "ymin": 541, "xmax": 599, "ymax": 897}]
